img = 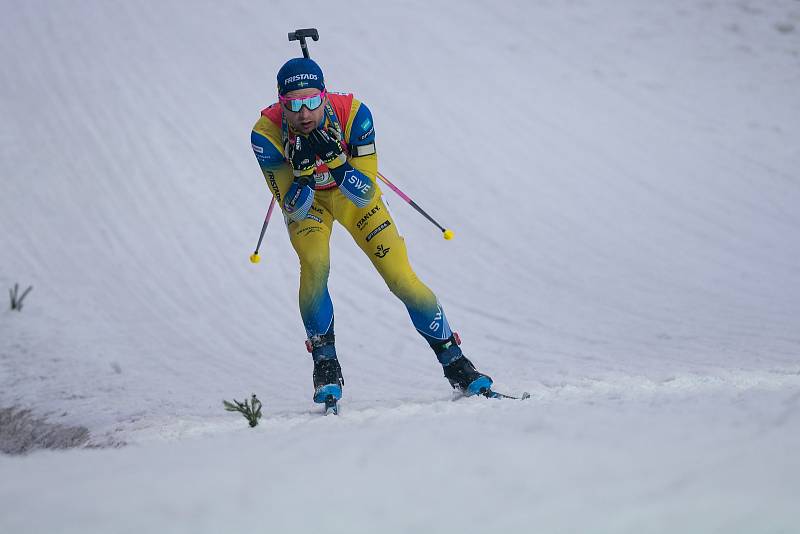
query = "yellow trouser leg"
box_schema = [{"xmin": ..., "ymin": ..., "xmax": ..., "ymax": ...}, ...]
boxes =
[
  {"xmin": 287, "ymin": 197, "xmax": 335, "ymax": 338},
  {"xmin": 334, "ymin": 194, "xmax": 453, "ymax": 343}
]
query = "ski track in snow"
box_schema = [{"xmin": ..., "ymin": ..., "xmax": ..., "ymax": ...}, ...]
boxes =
[
  {"xmin": 2, "ymin": 0, "xmax": 800, "ymax": 531},
  {"xmin": 79, "ymin": 365, "xmax": 800, "ymax": 448}
]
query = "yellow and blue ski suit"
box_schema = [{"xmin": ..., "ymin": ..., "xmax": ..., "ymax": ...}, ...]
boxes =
[{"xmin": 251, "ymin": 92, "xmax": 454, "ymax": 350}]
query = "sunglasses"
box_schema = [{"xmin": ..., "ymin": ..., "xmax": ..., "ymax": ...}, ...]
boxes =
[{"xmin": 279, "ymin": 90, "xmax": 327, "ymax": 112}]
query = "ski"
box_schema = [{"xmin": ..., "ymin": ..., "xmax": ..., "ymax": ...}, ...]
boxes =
[
  {"xmin": 482, "ymin": 389, "xmax": 531, "ymax": 400},
  {"xmin": 453, "ymin": 387, "xmax": 531, "ymax": 401},
  {"xmin": 323, "ymin": 395, "xmax": 339, "ymax": 415}
]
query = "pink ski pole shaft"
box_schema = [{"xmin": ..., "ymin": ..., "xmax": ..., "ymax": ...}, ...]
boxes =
[
  {"xmin": 250, "ymin": 196, "xmax": 276, "ymax": 263},
  {"xmin": 376, "ymin": 172, "xmax": 454, "ymax": 240}
]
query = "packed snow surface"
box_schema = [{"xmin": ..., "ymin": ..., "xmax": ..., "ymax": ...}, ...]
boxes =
[{"xmin": 1, "ymin": 0, "xmax": 799, "ymax": 532}]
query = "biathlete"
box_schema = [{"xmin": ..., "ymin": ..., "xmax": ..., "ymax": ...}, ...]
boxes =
[{"xmin": 250, "ymin": 57, "xmax": 492, "ymax": 406}]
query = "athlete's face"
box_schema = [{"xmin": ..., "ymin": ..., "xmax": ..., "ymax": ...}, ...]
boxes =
[{"xmin": 282, "ymin": 88, "xmax": 326, "ymax": 135}]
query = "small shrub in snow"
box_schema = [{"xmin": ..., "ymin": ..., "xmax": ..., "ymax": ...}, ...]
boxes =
[
  {"xmin": 9, "ymin": 283, "xmax": 33, "ymax": 311},
  {"xmin": 223, "ymin": 394, "xmax": 263, "ymax": 427}
]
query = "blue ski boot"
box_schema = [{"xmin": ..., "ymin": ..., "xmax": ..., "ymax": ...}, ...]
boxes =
[
  {"xmin": 432, "ymin": 334, "xmax": 493, "ymax": 396},
  {"xmin": 306, "ymin": 332, "xmax": 344, "ymax": 407}
]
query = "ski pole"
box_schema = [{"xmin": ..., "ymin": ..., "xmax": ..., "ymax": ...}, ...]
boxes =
[
  {"xmin": 376, "ymin": 172, "xmax": 454, "ymax": 240},
  {"xmin": 250, "ymin": 196, "xmax": 276, "ymax": 263}
]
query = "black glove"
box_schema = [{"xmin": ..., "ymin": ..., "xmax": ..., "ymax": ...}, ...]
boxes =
[
  {"xmin": 308, "ymin": 128, "xmax": 347, "ymax": 170},
  {"xmin": 284, "ymin": 135, "xmax": 317, "ymax": 187}
]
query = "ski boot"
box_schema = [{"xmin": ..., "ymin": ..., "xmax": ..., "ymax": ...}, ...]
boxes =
[
  {"xmin": 432, "ymin": 333, "xmax": 493, "ymax": 396},
  {"xmin": 306, "ymin": 332, "xmax": 344, "ymax": 412}
]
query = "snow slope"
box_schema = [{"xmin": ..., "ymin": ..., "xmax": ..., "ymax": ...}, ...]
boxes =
[{"xmin": 1, "ymin": 0, "xmax": 799, "ymax": 532}]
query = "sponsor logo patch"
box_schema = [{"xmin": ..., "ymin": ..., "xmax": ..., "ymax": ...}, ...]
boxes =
[
  {"xmin": 356, "ymin": 205, "xmax": 381, "ymax": 230},
  {"xmin": 296, "ymin": 226, "xmax": 322, "ymax": 237},
  {"xmin": 365, "ymin": 220, "xmax": 391, "ymax": 242},
  {"xmin": 305, "ymin": 214, "xmax": 322, "ymax": 223},
  {"xmin": 429, "ymin": 305, "xmax": 443, "ymax": 333},
  {"xmin": 284, "ymin": 73, "xmax": 319, "ymax": 84},
  {"xmin": 358, "ymin": 127, "xmax": 375, "ymax": 141},
  {"xmin": 374, "ymin": 244, "xmax": 391, "ymax": 258},
  {"xmin": 266, "ymin": 172, "xmax": 281, "ymax": 202}
]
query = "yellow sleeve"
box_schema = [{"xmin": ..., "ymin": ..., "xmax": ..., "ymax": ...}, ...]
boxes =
[{"xmin": 251, "ymin": 116, "xmax": 295, "ymax": 207}]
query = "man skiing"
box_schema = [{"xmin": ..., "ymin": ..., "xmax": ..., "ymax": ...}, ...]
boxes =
[{"xmin": 250, "ymin": 57, "xmax": 492, "ymax": 408}]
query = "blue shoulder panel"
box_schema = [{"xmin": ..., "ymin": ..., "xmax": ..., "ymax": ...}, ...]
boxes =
[
  {"xmin": 349, "ymin": 103, "xmax": 375, "ymax": 146},
  {"xmin": 251, "ymin": 130, "xmax": 284, "ymax": 168}
]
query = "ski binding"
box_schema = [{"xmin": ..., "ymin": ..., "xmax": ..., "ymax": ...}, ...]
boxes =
[{"xmin": 323, "ymin": 395, "xmax": 339, "ymax": 415}]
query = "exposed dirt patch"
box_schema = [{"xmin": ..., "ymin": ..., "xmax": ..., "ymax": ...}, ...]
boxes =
[{"xmin": 0, "ymin": 407, "xmax": 90, "ymax": 455}]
